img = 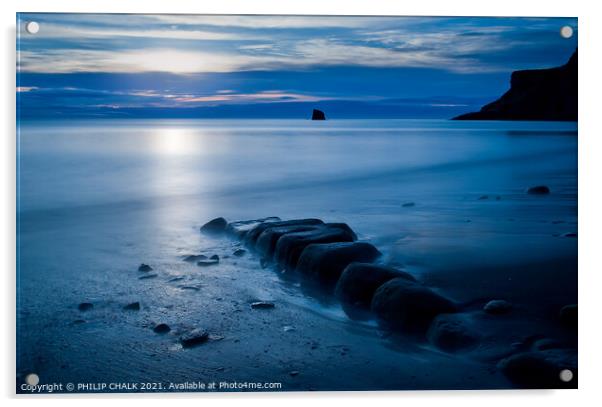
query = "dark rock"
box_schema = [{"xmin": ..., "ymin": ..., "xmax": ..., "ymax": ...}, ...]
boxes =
[
  {"xmin": 180, "ymin": 329, "xmax": 210, "ymax": 347},
  {"xmin": 138, "ymin": 263, "xmax": 153, "ymax": 272},
  {"xmin": 427, "ymin": 314, "xmax": 479, "ymax": 352},
  {"xmin": 244, "ymin": 219, "xmax": 324, "ymax": 247},
  {"xmin": 179, "ymin": 285, "xmax": 201, "ymax": 291},
  {"xmin": 183, "ymin": 254, "xmax": 207, "ymax": 262},
  {"xmin": 559, "ymin": 304, "xmax": 577, "ymax": 329},
  {"xmin": 139, "ymin": 273, "xmax": 158, "ymax": 279},
  {"xmin": 497, "ymin": 349, "xmax": 577, "ymax": 388},
  {"xmin": 296, "ymin": 243, "xmax": 382, "ymax": 286},
  {"xmin": 197, "ymin": 257, "xmax": 219, "ymax": 267},
  {"xmin": 123, "ymin": 302, "xmax": 140, "ymax": 311},
  {"xmin": 232, "ymin": 249, "xmax": 246, "ymax": 257},
  {"xmin": 311, "ymin": 109, "xmax": 326, "ymax": 120},
  {"xmin": 225, "ymin": 217, "xmax": 281, "ymax": 239},
  {"xmin": 371, "ymin": 278, "xmax": 457, "ymax": 333},
  {"xmin": 251, "ymin": 301, "xmax": 275, "ymax": 309},
  {"xmin": 527, "ymin": 185, "xmax": 551, "ymax": 195},
  {"xmin": 273, "ymin": 224, "xmax": 357, "ymax": 269},
  {"xmin": 402, "ymin": 202, "xmax": 415, "ymax": 208},
  {"xmin": 483, "ymin": 299, "xmax": 512, "ymax": 315},
  {"xmin": 335, "ymin": 263, "xmax": 415, "ymax": 309},
  {"xmin": 77, "ymin": 302, "xmax": 93, "ymax": 311},
  {"xmin": 454, "ymin": 50, "xmax": 577, "ymax": 121},
  {"xmin": 200, "ymin": 217, "xmax": 228, "ymax": 235},
  {"xmin": 153, "ymin": 323, "xmax": 171, "ymax": 334},
  {"xmin": 533, "ymin": 338, "xmax": 571, "ymax": 351},
  {"xmin": 255, "ymin": 224, "xmax": 322, "ymax": 258}
]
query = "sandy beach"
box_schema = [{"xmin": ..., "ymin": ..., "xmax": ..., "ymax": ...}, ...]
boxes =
[{"xmin": 17, "ymin": 119, "xmax": 577, "ymax": 391}]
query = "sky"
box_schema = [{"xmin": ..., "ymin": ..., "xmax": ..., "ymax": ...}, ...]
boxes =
[{"xmin": 16, "ymin": 14, "xmax": 578, "ymax": 119}]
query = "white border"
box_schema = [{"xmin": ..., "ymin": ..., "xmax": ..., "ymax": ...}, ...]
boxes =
[{"xmin": 2, "ymin": 1, "xmax": 601, "ymax": 406}]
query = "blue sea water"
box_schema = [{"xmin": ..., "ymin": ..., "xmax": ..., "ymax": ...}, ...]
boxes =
[{"xmin": 16, "ymin": 119, "xmax": 578, "ymax": 391}]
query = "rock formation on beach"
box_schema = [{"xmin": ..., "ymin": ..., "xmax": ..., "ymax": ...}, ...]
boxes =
[
  {"xmin": 194, "ymin": 215, "xmax": 578, "ymax": 388},
  {"xmin": 311, "ymin": 109, "xmax": 326, "ymax": 120},
  {"xmin": 453, "ymin": 50, "xmax": 577, "ymax": 121}
]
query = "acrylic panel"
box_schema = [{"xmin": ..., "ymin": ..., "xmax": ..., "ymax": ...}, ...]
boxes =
[{"xmin": 16, "ymin": 13, "xmax": 578, "ymax": 393}]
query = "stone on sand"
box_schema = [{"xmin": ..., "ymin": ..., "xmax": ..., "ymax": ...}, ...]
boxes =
[
  {"xmin": 497, "ymin": 349, "xmax": 577, "ymax": 388},
  {"xmin": 335, "ymin": 263, "xmax": 415, "ymax": 309},
  {"xmin": 200, "ymin": 217, "xmax": 228, "ymax": 235},
  {"xmin": 251, "ymin": 301, "xmax": 275, "ymax": 309},
  {"xmin": 183, "ymin": 254, "xmax": 207, "ymax": 262},
  {"xmin": 180, "ymin": 329, "xmax": 210, "ymax": 347},
  {"xmin": 244, "ymin": 218, "xmax": 324, "ymax": 247},
  {"xmin": 273, "ymin": 224, "xmax": 357, "ymax": 269},
  {"xmin": 255, "ymin": 224, "xmax": 322, "ymax": 258},
  {"xmin": 483, "ymin": 299, "xmax": 512, "ymax": 315},
  {"xmin": 77, "ymin": 302, "xmax": 93, "ymax": 311},
  {"xmin": 527, "ymin": 185, "xmax": 550, "ymax": 195},
  {"xmin": 225, "ymin": 217, "xmax": 281, "ymax": 239},
  {"xmin": 371, "ymin": 278, "xmax": 457, "ymax": 333},
  {"xmin": 197, "ymin": 256, "xmax": 219, "ymax": 266},
  {"xmin": 153, "ymin": 323, "xmax": 171, "ymax": 334},
  {"xmin": 295, "ymin": 243, "xmax": 381, "ymax": 286},
  {"xmin": 123, "ymin": 302, "xmax": 141, "ymax": 311},
  {"xmin": 427, "ymin": 314, "xmax": 479, "ymax": 352}
]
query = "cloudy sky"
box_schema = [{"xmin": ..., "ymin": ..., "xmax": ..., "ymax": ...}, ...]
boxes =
[{"xmin": 17, "ymin": 14, "xmax": 577, "ymax": 119}]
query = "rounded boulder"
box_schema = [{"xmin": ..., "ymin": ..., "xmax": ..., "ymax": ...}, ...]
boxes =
[
  {"xmin": 371, "ymin": 278, "xmax": 457, "ymax": 334},
  {"xmin": 335, "ymin": 263, "xmax": 415, "ymax": 309}
]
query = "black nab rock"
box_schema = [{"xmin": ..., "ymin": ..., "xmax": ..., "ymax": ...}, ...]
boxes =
[
  {"xmin": 200, "ymin": 217, "xmax": 228, "ymax": 235},
  {"xmin": 335, "ymin": 263, "xmax": 416, "ymax": 310},
  {"xmin": 296, "ymin": 243, "xmax": 381, "ymax": 286},
  {"xmin": 527, "ymin": 185, "xmax": 551, "ymax": 195},
  {"xmin": 371, "ymin": 278, "xmax": 457, "ymax": 334},
  {"xmin": 311, "ymin": 109, "xmax": 326, "ymax": 120},
  {"xmin": 454, "ymin": 50, "xmax": 577, "ymax": 121}
]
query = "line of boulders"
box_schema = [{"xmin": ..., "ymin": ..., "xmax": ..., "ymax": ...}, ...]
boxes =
[
  {"xmin": 200, "ymin": 216, "xmax": 577, "ymax": 388},
  {"xmin": 203, "ymin": 217, "xmax": 465, "ymax": 340}
]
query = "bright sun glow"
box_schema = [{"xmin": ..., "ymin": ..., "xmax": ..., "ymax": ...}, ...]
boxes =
[{"xmin": 152, "ymin": 127, "xmax": 200, "ymax": 155}]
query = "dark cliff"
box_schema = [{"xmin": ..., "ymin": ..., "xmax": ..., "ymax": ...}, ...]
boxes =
[{"xmin": 453, "ymin": 50, "xmax": 577, "ymax": 121}]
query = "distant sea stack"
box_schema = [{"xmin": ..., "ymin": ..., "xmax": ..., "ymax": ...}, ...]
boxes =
[
  {"xmin": 453, "ymin": 50, "xmax": 577, "ymax": 121},
  {"xmin": 311, "ymin": 109, "xmax": 326, "ymax": 120}
]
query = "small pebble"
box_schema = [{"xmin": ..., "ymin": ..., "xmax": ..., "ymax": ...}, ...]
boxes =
[
  {"xmin": 183, "ymin": 255, "xmax": 207, "ymax": 262},
  {"xmin": 123, "ymin": 302, "xmax": 140, "ymax": 311},
  {"xmin": 180, "ymin": 329, "xmax": 210, "ymax": 347},
  {"xmin": 153, "ymin": 323, "xmax": 171, "ymax": 334},
  {"xmin": 483, "ymin": 299, "xmax": 512, "ymax": 315},
  {"xmin": 251, "ymin": 301, "xmax": 275, "ymax": 309},
  {"xmin": 78, "ymin": 302, "xmax": 93, "ymax": 311}
]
